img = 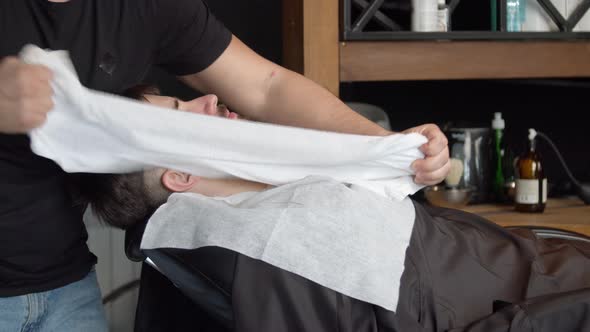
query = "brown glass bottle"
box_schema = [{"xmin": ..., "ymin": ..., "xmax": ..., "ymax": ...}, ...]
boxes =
[{"xmin": 515, "ymin": 130, "xmax": 546, "ymax": 213}]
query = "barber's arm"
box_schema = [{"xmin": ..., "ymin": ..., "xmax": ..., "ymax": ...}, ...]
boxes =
[
  {"xmin": 180, "ymin": 36, "xmax": 387, "ymax": 136},
  {"xmin": 0, "ymin": 57, "xmax": 54, "ymax": 134},
  {"xmin": 180, "ymin": 36, "xmax": 450, "ymax": 185}
]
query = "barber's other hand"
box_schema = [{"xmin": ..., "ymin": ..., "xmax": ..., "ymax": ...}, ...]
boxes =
[
  {"xmin": 0, "ymin": 57, "xmax": 54, "ymax": 134},
  {"xmin": 403, "ymin": 123, "xmax": 450, "ymax": 186}
]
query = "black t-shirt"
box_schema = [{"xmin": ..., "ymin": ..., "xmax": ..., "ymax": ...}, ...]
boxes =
[{"xmin": 0, "ymin": 0, "xmax": 231, "ymax": 296}]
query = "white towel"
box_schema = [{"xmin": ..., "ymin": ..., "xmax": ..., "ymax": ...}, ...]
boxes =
[
  {"xmin": 20, "ymin": 44, "xmax": 427, "ymax": 200},
  {"xmin": 19, "ymin": 44, "xmax": 428, "ymax": 312}
]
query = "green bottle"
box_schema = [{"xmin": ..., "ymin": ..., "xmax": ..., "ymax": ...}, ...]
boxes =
[
  {"xmin": 491, "ymin": 0, "xmax": 497, "ymax": 30},
  {"xmin": 492, "ymin": 112, "xmax": 505, "ymax": 202}
]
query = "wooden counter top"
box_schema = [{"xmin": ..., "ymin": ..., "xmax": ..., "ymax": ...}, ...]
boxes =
[{"xmin": 462, "ymin": 197, "xmax": 590, "ymax": 237}]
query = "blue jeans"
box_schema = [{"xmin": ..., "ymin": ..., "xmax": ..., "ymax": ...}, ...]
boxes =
[{"xmin": 0, "ymin": 269, "xmax": 108, "ymax": 332}]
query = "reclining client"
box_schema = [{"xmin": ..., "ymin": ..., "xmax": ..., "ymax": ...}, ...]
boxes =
[{"xmin": 79, "ymin": 85, "xmax": 590, "ymax": 332}]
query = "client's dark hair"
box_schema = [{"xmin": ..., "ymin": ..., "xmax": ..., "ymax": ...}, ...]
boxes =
[
  {"xmin": 79, "ymin": 172, "xmax": 166, "ymax": 229},
  {"xmin": 77, "ymin": 84, "xmax": 168, "ymax": 229},
  {"xmin": 122, "ymin": 84, "xmax": 161, "ymax": 101}
]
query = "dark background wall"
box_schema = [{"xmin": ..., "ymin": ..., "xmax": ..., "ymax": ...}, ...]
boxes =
[
  {"xmin": 147, "ymin": 0, "xmax": 282, "ymax": 100},
  {"xmin": 149, "ymin": 0, "xmax": 589, "ymax": 196}
]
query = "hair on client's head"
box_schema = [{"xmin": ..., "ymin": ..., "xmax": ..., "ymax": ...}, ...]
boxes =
[{"xmin": 78, "ymin": 85, "xmax": 171, "ymax": 229}]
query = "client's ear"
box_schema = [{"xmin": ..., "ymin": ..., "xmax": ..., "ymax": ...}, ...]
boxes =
[{"xmin": 161, "ymin": 170, "xmax": 200, "ymax": 192}]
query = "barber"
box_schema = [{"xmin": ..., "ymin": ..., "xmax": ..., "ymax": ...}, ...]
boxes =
[{"xmin": 0, "ymin": 0, "xmax": 450, "ymax": 330}]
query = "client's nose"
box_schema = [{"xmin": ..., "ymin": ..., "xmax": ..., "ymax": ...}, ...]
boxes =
[
  {"xmin": 200, "ymin": 94, "xmax": 219, "ymax": 115},
  {"xmin": 184, "ymin": 94, "xmax": 219, "ymax": 115}
]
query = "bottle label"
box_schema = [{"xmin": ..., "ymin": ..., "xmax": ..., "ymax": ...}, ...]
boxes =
[{"xmin": 515, "ymin": 179, "xmax": 547, "ymax": 204}]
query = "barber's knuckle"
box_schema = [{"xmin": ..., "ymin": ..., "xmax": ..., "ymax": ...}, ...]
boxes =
[
  {"xmin": 15, "ymin": 111, "xmax": 31, "ymax": 129},
  {"xmin": 420, "ymin": 169, "xmax": 433, "ymax": 178},
  {"xmin": 16, "ymin": 97, "xmax": 28, "ymax": 112},
  {"xmin": 420, "ymin": 175, "xmax": 436, "ymax": 185},
  {"xmin": 35, "ymin": 99, "xmax": 52, "ymax": 114},
  {"xmin": 430, "ymin": 146, "xmax": 438, "ymax": 154},
  {"xmin": 21, "ymin": 111, "xmax": 45, "ymax": 129},
  {"xmin": 32, "ymin": 72, "xmax": 52, "ymax": 87},
  {"xmin": 412, "ymin": 159, "xmax": 422, "ymax": 169},
  {"xmin": 37, "ymin": 66, "xmax": 53, "ymax": 81},
  {"xmin": 19, "ymin": 99, "xmax": 39, "ymax": 116},
  {"xmin": 31, "ymin": 113, "xmax": 47, "ymax": 128},
  {"xmin": 15, "ymin": 71, "xmax": 31, "ymax": 95},
  {"xmin": 18, "ymin": 66, "xmax": 47, "ymax": 93}
]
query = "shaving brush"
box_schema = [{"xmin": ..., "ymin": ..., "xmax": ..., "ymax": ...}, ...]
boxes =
[
  {"xmin": 445, "ymin": 158, "xmax": 464, "ymax": 189},
  {"xmin": 424, "ymin": 158, "xmax": 472, "ymax": 208}
]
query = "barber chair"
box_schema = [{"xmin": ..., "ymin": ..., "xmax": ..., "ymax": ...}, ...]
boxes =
[
  {"xmin": 126, "ymin": 220, "xmax": 378, "ymax": 332},
  {"xmin": 125, "ymin": 218, "xmax": 590, "ymax": 332},
  {"xmin": 512, "ymin": 227, "xmax": 590, "ymax": 243},
  {"xmin": 125, "ymin": 221, "xmax": 235, "ymax": 331}
]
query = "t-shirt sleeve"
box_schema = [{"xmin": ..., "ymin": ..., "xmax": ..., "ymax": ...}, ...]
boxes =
[{"xmin": 151, "ymin": 0, "xmax": 232, "ymax": 76}]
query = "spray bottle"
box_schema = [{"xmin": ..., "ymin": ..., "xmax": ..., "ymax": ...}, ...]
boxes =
[{"xmin": 437, "ymin": 0, "xmax": 449, "ymax": 31}]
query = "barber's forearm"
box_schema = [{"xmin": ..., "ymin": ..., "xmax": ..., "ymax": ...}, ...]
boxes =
[
  {"xmin": 257, "ymin": 68, "xmax": 390, "ymax": 136},
  {"xmin": 180, "ymin": 35, "xmax": 388, "ymax": 136}
]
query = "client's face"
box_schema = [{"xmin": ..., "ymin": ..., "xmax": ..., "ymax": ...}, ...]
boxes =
[
  {"xmin": 144, "ymin": 94, "xmax": 239, "ymax": 119},
  {"xmin": 139, "ymin": 92, "xmax": 244, "ymax": 196}
]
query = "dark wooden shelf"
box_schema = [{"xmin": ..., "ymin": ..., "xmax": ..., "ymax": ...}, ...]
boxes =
[
  {"xmin": 283, "ymin": 0, "xmax": 590, "ymax": 95},
  {"xmin": 340, "ymin": 40, "xmax": 590, "ymax": 81}
]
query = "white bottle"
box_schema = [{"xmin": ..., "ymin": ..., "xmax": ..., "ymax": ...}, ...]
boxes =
[
  {"xmin": 412, "ymin": 0, "xmax": 438, "ymax": 31},
  {"xmin": 437, "ymin": 0, "xmax": 449, "ymax": 32}
]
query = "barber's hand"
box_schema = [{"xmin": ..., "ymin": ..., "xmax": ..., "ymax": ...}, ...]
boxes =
[
  {"xmin": 0, "ymin": 57, "xmax": 54, "ymax": 134},
  {"xmin": 403, "ymin": 123, "xmax": 450, "ymax": 186}
]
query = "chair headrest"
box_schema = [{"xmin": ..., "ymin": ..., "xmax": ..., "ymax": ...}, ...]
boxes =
[{"xmin": 125, "ymin": 219, "xmax": 149, "ymax": 262}]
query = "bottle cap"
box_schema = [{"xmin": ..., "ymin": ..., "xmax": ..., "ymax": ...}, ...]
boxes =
[
  {"xmin": 492, "ymin": 112, "xmax": 505, "ymax": 129},
  {"xmin": 528, "ymin": 128, "xmax": 537, "ymax": 141}
]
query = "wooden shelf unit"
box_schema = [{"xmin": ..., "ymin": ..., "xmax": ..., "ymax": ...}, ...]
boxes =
[
  {"xmin": 340, "ymin": 40, "xmax": 590, "ymax": 81},
  {"xmin": 282, "ymin": 0, "xmax": 590, "ymax": 96},
  {"xmin": 282, "ymin": 0, "xmax": 590, "ymax": 232}
]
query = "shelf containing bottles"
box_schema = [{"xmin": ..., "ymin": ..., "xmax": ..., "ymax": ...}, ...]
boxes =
[
  {"xmin": 282, "ymin": 0, "xmax": 590, "ymax": 94},
  {"xmin": 339, "ymin": 40, "xmax": 590, "ymax": 81},
  {"xmin": 343, "ymin": 0, "xmax": 590, "ymax": 41}
]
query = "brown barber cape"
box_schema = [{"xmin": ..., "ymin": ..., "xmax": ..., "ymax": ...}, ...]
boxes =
[{"xmin": 135, "ymin": 201, "xmax": 590, "ymax": 332}]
